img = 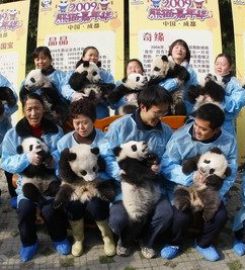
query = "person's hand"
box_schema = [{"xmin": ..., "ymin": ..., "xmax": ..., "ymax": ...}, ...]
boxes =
[
  {"xmin": 151, "ymin": 164, "xmax": 160, "ymax": 174},
  {"xmin": 27, "ymin": 152, "xmax": 42, "ymax": 166},
  {"xmin": 71, "ymin": 92, "xmax": 88, "ymax": 102}
]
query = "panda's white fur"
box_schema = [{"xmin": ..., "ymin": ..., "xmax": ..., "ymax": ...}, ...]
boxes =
[
  {"xmin": 75, "ymin": 61, "xmax": 101, "ymax": 83},
  {"xmin": 24, "ymin": 69, "xmax": 52, "ymax": 90},
  {"xmin": 18, "ymin": 137, "xmax": 57, "ymax": 194},
  {"xmin": 55, "ymin": 144, "xmax": 115, "ymax": 206},
  {"xmin": 174, "ymin": 147, "xmax": 230, "ymax": 221},
  {"xmin": 114, "ymin": 141, "xmax": 161, "ymax": 221},
  {"xmin": 151, "ymin": 55, "xmax": 175, "ymax": 79},
  {"xmin": 123, "ymin": 73, "xmax": 148, "ymax": 90}
]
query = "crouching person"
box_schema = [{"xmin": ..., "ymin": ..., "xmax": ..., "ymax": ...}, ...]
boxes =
[
  {"xmin": 101, "ymin": 85, "xmax": 174, "ymax": 258},
  {"xmin": 1, "ymin": 93, "xmax": 71, "ymax": 262},
  {"xmin": 54, "ymin": 98, "xmax": 115, "ymax": 257},
  {"xmin": 160, "ymin": 103, "xmax": 237, "ymax": 261}
]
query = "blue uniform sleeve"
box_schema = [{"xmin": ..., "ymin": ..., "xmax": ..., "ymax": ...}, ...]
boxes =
[
  {"xmin": 219, "ymin": 138, "xmax": 238, "ymax": 198},
  {"xmin": 159, "ymin": 78, "xmax": 179, "ymax": 92},
  {"xmin": 1, "ymin": 130, "xmax": 30, "ymax": 173},
  {"xmin": 160, "ymin": 137, "xmax": 194, "ymax": 186},
  {"xmin": 61, "ymin": 71, "xmax": 76, "ymax": 101},
  {"xmin": 100, "ymin": 69, "xmax": 114, "ymax": 84}
]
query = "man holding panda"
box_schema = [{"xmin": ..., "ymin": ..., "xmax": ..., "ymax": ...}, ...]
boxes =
[
  {"xmin": 102, "ymin": 85, "xmax": 174, "ymax": 259},
  {"xmin": 160, "ymin": 103, "xmax": 237, "ymax": 261}
]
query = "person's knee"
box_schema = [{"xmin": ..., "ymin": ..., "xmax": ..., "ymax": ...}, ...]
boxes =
[
  {"xmin": 173, "ymin": 207, "xmax": 191, "ymax": 226},
  {"xmin": 214, "ymin": 207, "xmax": 228, "ymax": 225},
  {"xmin": 109, "ymin": 203, "xmax": 128, "ymax": 234},
  {"xmin": 18, "ymin": 199, "xmax": 36, "ymax": 217},
  {"xmin": 87, "ymin": 199, "xmax": 109, "ymax": 220}
]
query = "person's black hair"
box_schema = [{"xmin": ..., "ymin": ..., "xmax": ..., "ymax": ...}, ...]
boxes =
[
  {"xmin": 33, "ymin": 46, "xmax": 52, "ymax": 60},
  {"xmin": 194, "ymin": 103, "xmax": 225, "ymax": 129},
  {"xmin": 125, "ymin": 58, "xmax": 144, "ymax": 75},
  {"xmin": 22, "ymin": 92, "xmax": 45, "ymax": 109},
  {"xmin": 137, "ymin": 85, "xmax": 172, "ymax": 110},
  {"xmin": 168, "ymin": 39, "xmax": 191, "ymax": 63},
  {"xmin": 70, "ymin": 98, "xmax": 96, "ymax": 122},
  {"xmin": 82, "ymin": 46, "xmax": 99, "ymax": 58}
]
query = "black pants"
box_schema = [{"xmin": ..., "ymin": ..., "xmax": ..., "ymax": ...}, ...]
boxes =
[
  {"xmin": 65, "ymin": 197, "xmax": 110, "ymax": 221},
  {"xmin": 17, "ymin": 199, "xmax": 68, "ymax": 247},
  {"xmin": 109, "ymin": 197, "xmax": 173, "ymax": 249},
  {"xmin": 170, "ymin": 202, "xmax": 227, "ymax": 248},
  {"xmin": 234, "ymin": 220, "xmax": 245, "ymax": 243},
  {"xmin": 4, "ymin": 171, "xmax": 17, "ymax": 198}
]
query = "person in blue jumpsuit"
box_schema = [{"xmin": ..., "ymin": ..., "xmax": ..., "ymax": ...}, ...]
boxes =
[
  {"xmin": 1, "ymin": 93, "xmax": 71, "ymax": 262},
  {"xmin": 0, "ymin": 73, "xmax": 18, "ymax": 208},
  {"xmin": 160, "ymin": 103, "xmax": 237, "ymax": 261},
  {"xmin": 159, "ymin": 39, "xmax": 199, "ymax": 115},
  {"xmin": 62, "ymin": 46, "xmax": 114, "ymax": 119},
  {"xmin": 212, "ymin": 53, "xmax": 245, "ymax": 135},
  {"xmin": 55, "ymin": 98, "xmax": 115, "ymax": 257},
  {"xmin": 101, "ymin": 85, "xmax": 173, "ymax": 259}
]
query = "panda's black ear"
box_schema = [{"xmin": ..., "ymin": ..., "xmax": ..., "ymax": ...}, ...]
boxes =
[
  {"xmin": 75, "ymin": 59, "xmax": 83, "ymax": 68},
  {"xmin": 113, "ymin": 146, "xmax": 122, "ymax": 157},
  {"xmin": 17, "ymin": 145, "xmax": 23, "ymax": 154},
  {"xmin": 131, "ymin": 144, "xmax": 137, "ymax": 152},
  {"xmin": 83, "ymin": 61, "xmax": 90, "ymax": 68},
  {"xmin": 210, "ymin": 147, "xmax": 222, "ymax": 155},
  {"xmin": 161, "ymin": 55, "xmax": 169, "ymax": 62},
  {"xmin": 91, "ymin": 147, "xmax": 100, "ymax": 156},
  {"xmin": 68, "ymin": 152, "xmax": 77, "ymax": 161},
  {"xmin": 182, "ymin": 155, "xmax": 200, "ymax": 174},
  {"xmin": 225, "ymin": 167, "xmax": 231, "ymax": 177},
  {"xmin": 62, "ymin": 148, "xmax": 77, "ymax": 161},
  {"xmin": 97, "ymin": 61, "xmax": 101, "ymax": 68}
]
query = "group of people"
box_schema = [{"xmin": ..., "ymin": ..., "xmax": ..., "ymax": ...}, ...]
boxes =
[{"xmin": 0, "ymin": 39, "xmax": 245, "ymax": 263}]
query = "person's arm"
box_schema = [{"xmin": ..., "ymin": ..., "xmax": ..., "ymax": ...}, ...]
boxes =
[
  {"xmin": 219, "ymin": 138, "xmax": 238, "ymax": 198},
  {"xmin": 160, "ymin": 137, "xmax": 194, "ymax": 186}
]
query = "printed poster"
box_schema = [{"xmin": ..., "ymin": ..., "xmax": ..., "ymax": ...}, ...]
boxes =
[
  {"xmin": 37, "ymin": 0, "xmax": 124, "ymax": 80},
  {"xmin": 0, "ymin": 0, "xmax": 30, "ymax": 122},
  {"xmin": 231, "ymin": 1, "xmax": 245, "ymax": 163},
  {"xmin": 129, "ymin": 0, "xmax": 222, "ymax": 80}
]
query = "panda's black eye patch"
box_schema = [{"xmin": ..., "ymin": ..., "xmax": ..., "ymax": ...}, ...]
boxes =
[
  {"xmin": 81, "ymin": 170, "xmax": 87, "ymax": 176},
  {"xmin": 154, "ymin": 67, "xmax": 160, "ymax": 72},
  {"xmin": 209, "ymin": 168, "xmax": 215, "ymax": 174},
  {"xmin": 204, "ymin": 159, "xmax": 210, "ymax": 164},
  {"xmin": 92, "ymin": 71, "xmax": 97, "ymax": 76},
  {"xmin": 92, "ymin": 167, "xmax": 96, "ymax": 172},
  {"xmin": 30, "ymin": 78, "xmax": 36, "ymax": 83},
  {"xmin": 131, "ymin": 145, "xmax": 137, "ymax": 152},
  {"xmin": 136, "ymin": 76, "xmax": 140, "ymax": 82},
  {"xmin": 29, "ymin": 145, "xmax": 33, "ymax": 151}
]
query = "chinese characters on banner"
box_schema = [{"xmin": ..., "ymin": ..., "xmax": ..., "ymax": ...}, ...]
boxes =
[
  {"xmin": 129, "ymin": 0, "xmax": 222, "ymax": 80},
  {"xmin": 231, "ymin": 1, "xmax": 245, "ymax": 163},
  {"xmin": 0, "ymin": 0, "xmax": 30, "ymax": 123},
  {"xmin": 37, "ymin": 0, "xmax": 124, "ymax": 80}
]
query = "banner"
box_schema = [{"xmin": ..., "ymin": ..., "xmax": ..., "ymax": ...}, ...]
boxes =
[
  {"xmin": 0, "ymin": 0, "xmax": 30, "ymax": 122},
  {"xmin": 37, "ymin": 0, "xmax": 124, "ymax": 80},
  {"xmin": 231, "ymin": 1, "xmax": 245, "ymax": 163},
  {"xmin": 129, "ymin": 0, "xmax": 222, "ymax": 80}
]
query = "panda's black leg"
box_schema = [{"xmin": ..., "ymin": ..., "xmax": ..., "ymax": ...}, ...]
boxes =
[
  {"xmin": 53, "ymin": 184, "xmax": 74, "ymax": 209},
  {"xmin": 173, "ymin": 188, "xmax": 191, "ymax": 211},
  {"xmin": 43, "ymin": 180, "xmax": 61, "ymax": 197},
  {"xmin": 22, "ymin": 183, "xmax": 46, "ymax": 204}
]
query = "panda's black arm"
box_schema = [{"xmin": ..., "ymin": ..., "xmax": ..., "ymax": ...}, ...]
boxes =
[
  {"xmin": 96, "ymin": 179, "xmax": 117, "ymax": 202},
  {"xmin": 22, "ymin": 183, "xmax": 46, "ymax": 204},
  {"xmin": 53, "ymin": 183, "xmax": 74, "ymax": 209},
  {"xmin": 173, "ymin": 187, "xmax": 191, "ymax": 211},
  {"xmin": 19, "ymin": 86, "xmax": 29, "ymax": 104},
  {"xmin": 107, "ymin": 84, "xmax": 130, "ymax": 104},
  {"xmin": 182, "ymin": 155, "xmax": 200, "ymax": 175},
  {"xmin": 0, "ymin": 87, "xmax": 17, "ymax": 107},
  {"xmin": 201, "ymin": 190, "xmax": 220, "ymax": 222},
  {"xmin": 68, "ymin": 71, "xmax": 90, "ymax": 91},
  {"xmin": 43, "ymin": 180, "xmax": 61, "ymax": 197}
]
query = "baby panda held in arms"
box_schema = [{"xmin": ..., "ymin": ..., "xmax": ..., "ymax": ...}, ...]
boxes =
[{"xmin": 174, "ymin": 147, "xmax": 231, "ymax": 222}]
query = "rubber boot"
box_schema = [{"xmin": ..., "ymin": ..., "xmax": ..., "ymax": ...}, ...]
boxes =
[
  {"xmin": 70, "ymin": 219, "xmax": 84, "ymax": 256},
  {"xmin": 96, "ymin": 220, "xmax": 116, "ymax": 256}
]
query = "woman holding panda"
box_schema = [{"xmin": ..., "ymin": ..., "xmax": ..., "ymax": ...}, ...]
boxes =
[
  {"xmin": 159, "ymin": 39, "xmax": 199, "ymax": 115},
  {"xmin": 55, "ymin": 98, "xmax": 116, "ymax": 257},
  {"xmin": 1, "ymin": 93, "xmax": 71, "ymax": 262}
]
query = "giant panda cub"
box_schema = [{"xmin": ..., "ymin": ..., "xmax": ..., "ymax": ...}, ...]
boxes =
[
  {"xmin": 174, "ymin": 147, "xmax": 231, "ymax": 222},
  {"xmin": 150, "ymin": 55, "xmax": 190, "ymax": 115},
  {"xmin": 68, "ymin": 60, "xmax": 115, "ymax": 104},
  {"xmin": 108, "ymin": 73, "xmax": 148, "ymax": 114},
  {"xmin": 53, "ymin": 144, "xmax": 116, "ymax": 209},
  {"xmin": 17, "ymin": 137, "xmax": 60, "ymax": 204},
  {"xmin": 0, "ymin": 86, "xmax": 17, "ymax": 116},
  {"xmin": 113, "ymin": 140, "xmax": 161, "ymax": 223},
  {"xmin": 20, "ymin": 69, "xmax": 69, "ymax": 124}
]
